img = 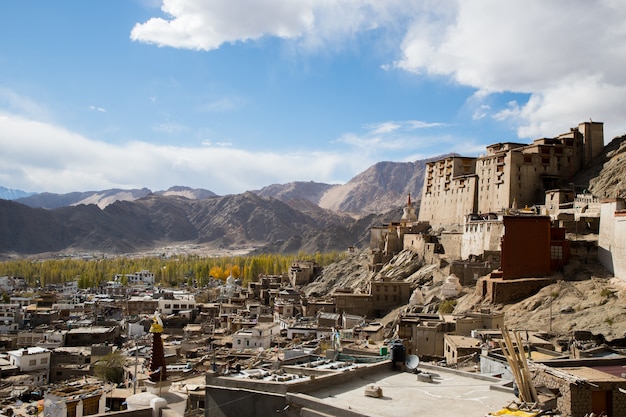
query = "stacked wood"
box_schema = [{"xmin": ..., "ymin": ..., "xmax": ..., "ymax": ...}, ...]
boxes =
[{"xmin": 498, "ymin": 327, "xmax": 539, "ymax": 403}]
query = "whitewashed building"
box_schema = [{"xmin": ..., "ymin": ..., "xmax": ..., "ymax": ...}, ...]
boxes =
[
  {"xmin": 8, "ymin": 346, "xmax": 51, "ymax": 378},
  {"xmin": 114, "ymin": 270, "xmax": 155, "ymax": 288},
  {"xmin": 157, "ymin": 293, "xmax": 196, "ymax": 315},
  {"xmin": 233, "ymin": 322, "xmax": 279, "ymax": 350}
]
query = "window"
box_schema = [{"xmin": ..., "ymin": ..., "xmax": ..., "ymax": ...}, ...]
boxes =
[
  {"xmin": 83, "ymin": 397, "xmax": 100, "ymax": 416},
  {"xmin": 40, "ymin": 357, "xmax": 48, "ymax": 364},
  {"xmin": 164, "ymin": 304, "xmax": 171, "ymax": 309},
  {"xmin": 173, "ymin": 304, "xmax": 180, "ymax": 309},
  {"xmin": 29, "ymin": 359, "xmax": 37, "ymax": 366},
  {"xmin": 551, "ymin": 246, "xmax": 563, "ymax": 260}
]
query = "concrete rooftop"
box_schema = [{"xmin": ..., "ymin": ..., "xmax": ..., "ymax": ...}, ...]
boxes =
[{"xmin": 306, "ymin": 365, "xmax": 516, "ymax": 417}]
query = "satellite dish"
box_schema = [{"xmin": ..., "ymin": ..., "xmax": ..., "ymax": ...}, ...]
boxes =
[{"xmin": 405, "ymin": 354, "xmax": 419, "ymax": 370}]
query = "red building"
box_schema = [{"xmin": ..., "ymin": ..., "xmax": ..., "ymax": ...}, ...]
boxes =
[{"xmin": 500, "ymin": 216, "xmax": 569, "ymax": 279}]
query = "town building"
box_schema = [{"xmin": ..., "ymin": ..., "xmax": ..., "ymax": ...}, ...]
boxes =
[
  {"xmin": 232, "ymin": 322, "xmax": 279, "ymax": 350},
  {"xmin": 114, "ymin": 270, "xmax": 155, "ymax": 289},
  {"xmin": 443, "ymin": 334, "xmax": 482, "ymax": 365},
  {"xmin": 288, "ymin": 261, "xmax": 320, "ymax": 287},
  {"xmin": 0, "ymin": 303, "xmax": 22, "ymax": 334}
]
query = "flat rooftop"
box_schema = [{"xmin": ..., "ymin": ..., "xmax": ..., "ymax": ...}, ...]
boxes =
[{"xmin": 306, "ymin": 365, "xmax": 516, "ymax": 417}]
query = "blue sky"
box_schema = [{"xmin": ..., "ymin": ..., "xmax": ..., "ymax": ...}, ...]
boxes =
[{"xmin": 1, "ymin": 1, "xmax": 625, "ymax": 195}]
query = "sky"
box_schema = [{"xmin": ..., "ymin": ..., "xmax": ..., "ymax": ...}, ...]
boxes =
[{"xmin": 1, "ymin": 1, "xmax": 626, "ymax": 196}]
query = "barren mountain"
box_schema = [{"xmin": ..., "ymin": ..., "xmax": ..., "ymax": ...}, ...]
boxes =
[
  {"xmin": 155, "ymin": 186, "xmax": 217, "ymax": 200},
  {"xmin": 0, "ymin": 186, "xmax": 34, "ymax": 200},
  {"xmin": 15, "ymin": 188, "xmax": 153, "ymax": 209},
  {"xmin": 254, "ymin": 181, "xmax": 335, "ymax": 205},
  {"xmin": 254, "ymin": 157, "xmax": 449, "ymax": 216},
  {"xmin": 317, "ymin": 159, "xmax": 437, "ymax": 215},
  {"xmin": 0, "ymin": 192, "xmax": 376, "ymax": 257},
  {"xmin": 14, "ymin": 186, "xmax": 217, "ymax": 210}
]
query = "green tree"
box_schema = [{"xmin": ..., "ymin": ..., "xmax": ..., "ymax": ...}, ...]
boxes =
[{"xmin": 93, "ymin": 352, "xmax": 126, "ymax": 384}]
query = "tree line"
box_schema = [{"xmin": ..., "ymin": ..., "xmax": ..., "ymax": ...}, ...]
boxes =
[{"xmin": 0, "ymin": 251, "xmax": 346, "ymax": 289}]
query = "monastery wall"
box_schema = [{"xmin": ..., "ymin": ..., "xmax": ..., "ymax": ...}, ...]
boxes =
[{"xmin": 461, "ymin": 219, "xmax": 504, "ymax": 260}]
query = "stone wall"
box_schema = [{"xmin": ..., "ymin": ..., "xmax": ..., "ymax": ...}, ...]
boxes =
[
  {"xmin": 532, "ymin": 369, "xmax": 626, "ymax": 417},
  {"xmin": 450, "ymin": 261, "xmax": 494, "ymax": 286},
  {"xmin": 479, "ymin": 276, "xmax": 555, "ymax": 304}
]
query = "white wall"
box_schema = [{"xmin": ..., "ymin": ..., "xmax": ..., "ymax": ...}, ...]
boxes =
[{"xmin": 599, "ymin": 199, "xmax": 626, "ymax": 280}]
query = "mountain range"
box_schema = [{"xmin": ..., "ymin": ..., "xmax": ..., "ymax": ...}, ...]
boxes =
[
  {"xmin": 0, "ymin": 159, "xmax": 424, "ymax": 257},
  {"xmin": 1, "ymin": 140, "xmax": 624, "ymax": 258}
]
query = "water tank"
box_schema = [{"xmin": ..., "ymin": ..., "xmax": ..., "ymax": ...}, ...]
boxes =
[{"xmin": 390, "ymin": 341, "xmax": 406, "ymax": 364}]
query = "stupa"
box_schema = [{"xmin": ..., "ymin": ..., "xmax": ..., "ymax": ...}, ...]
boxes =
[{"xmin": 125, "ymin": 312, "xmax": 187, "ymax": 416}]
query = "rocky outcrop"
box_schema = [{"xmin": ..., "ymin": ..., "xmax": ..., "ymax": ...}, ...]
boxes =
[{"xmin": 588, "ymin": 135, "xmax": 626, "ymax": 199}]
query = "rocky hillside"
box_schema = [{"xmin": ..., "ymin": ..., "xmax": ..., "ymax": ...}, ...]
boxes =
[
  {"xmin": 304, "ymin": 249, "xmax": 626, "ymax": 341},
  {"xmin": 254, "ymin": 181, "xmax": 336, "ymax": 205},
  {"xmin": 588, "ymin": 135, "xmax": 626, "ymax": 198}
]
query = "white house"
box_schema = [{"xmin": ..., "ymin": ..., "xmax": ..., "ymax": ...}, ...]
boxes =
[
  {"xmin": 114, "ymin": 270, "xmax": 155, "ymax": 288},
  {"xmin": 0, "ymin": 303, "xmax": 22, "ymax": 333},
  {"xmin": 157, "ymin": 293, "xmax": 196, "ymax": 316},
  {"xmin": 233, "ymin": 322, "xmax": 279, "ymax": 350},
  {"xmin": 8, "ymin": 346, "xmax": 51, "ymax": 371},
  {"xmin": 10, "ymin": 296, "xmax": 35, "ymax": 308}
]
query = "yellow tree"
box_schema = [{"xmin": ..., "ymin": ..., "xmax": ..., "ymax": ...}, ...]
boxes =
[{"xmin": 229, "ymin": 265, "xmax": 241, "ymax": 279}]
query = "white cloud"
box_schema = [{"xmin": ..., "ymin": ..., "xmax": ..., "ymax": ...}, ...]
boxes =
[
  {"xmin": 0, "ymin": 87, "xmax": 51, "ymax": 120},
  {"xmin": 135, "ymin": 2, "xmax": 626, "ymax": 141},
  {"xmin": 0, "ymin": 112, "xmax": 366, "ymax": 195},
  {"xmin": 200, "ymin": 96, "xmax": 247, "ymax": 112},
  {"xmin": 394, "ymin": 1, "xmax": 626, "ymax": 140},
  {"xmin": 336, "ymin": 119, "xmax": 452, "ymax": 158},
  {"xmin": 89, "ymin": 105, "xmax": 107, "ymax": 112},
  {"xmin": 130, "ymin": 0, "xmax": 414, "ymax": 52},
  {"xmin": 131, "ymin": 0, "xmax": 317, "ymax": 50},
  {"xmin": 366, "ymin": 121, "xmax": 401, "ymax": 135}
]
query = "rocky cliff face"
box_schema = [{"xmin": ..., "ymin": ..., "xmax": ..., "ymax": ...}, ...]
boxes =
[{"xmin": 588, "ymin": 135, "xmax": 626, "ymax": 199}]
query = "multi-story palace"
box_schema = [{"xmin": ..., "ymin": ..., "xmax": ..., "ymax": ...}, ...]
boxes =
[{"xmin": 418, "ymin": 121, "xmax": 604, "ymax": 229}]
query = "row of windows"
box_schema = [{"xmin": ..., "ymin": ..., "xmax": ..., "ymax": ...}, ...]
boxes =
[
  {"xmin": 375, "ymin": 295, "xmax": 398, "ymax": 302},
  {"xmin": 163, "ymin": 303, "xmax": 193, "ymax": 309},
  {"xmin": 29, "ymin": 357, "xmax": 48, "ymax": 366},
  {"xmin": 374, "ymin": 286, "xmax": 399, "ymax": 293}
]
